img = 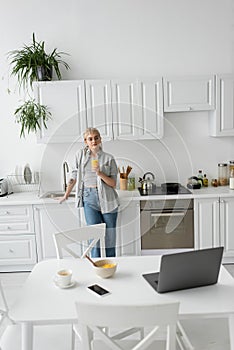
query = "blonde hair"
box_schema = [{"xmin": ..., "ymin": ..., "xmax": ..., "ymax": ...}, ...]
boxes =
[{"xmin": 83, "ymin": 127, "xmax": 101, "ymax": 141}]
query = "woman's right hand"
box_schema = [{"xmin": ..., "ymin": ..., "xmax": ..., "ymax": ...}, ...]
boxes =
[{"xmin": 56, "ymin": 195, "xmax": 67, "ymax": 204}]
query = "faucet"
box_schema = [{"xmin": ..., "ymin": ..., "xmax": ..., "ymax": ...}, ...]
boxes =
[{"xmin": 63, "ymin": 161, "xmax": 69, "ymax": 192}]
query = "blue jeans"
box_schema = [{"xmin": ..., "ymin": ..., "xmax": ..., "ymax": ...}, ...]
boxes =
[{"xmin": 83, "ymin": 188, "xmax": 118, "ymax": 258}]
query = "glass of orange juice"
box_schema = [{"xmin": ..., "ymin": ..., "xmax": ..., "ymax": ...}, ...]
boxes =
[{"xmin": 91, "ymin": 158, "xmax": 99, "ymax": 171}]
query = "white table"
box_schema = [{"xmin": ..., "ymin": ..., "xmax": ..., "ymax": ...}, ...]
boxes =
[{"xmin": 9, "ymin": 256, "xmax": 234, "ymax": 350}]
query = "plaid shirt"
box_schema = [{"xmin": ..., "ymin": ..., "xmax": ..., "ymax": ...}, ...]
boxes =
[{"xmin": 71, "ymin": 146, "xmax": 119, "ymax": 213}]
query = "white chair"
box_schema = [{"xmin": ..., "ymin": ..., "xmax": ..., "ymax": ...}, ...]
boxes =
[
  {"xmin": 75, "ymin": 300, "xmax": 180, "ymax": 350},
  {"xmin": 53, "ymin": 223, "xmax": 106, "ymax": 259},
  {"xmin": 0, "ymin": 280, "xmax": 74, "ymax": 350}
]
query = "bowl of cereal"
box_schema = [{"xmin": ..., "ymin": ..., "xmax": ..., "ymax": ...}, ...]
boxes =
[{"xmin": 93, "ymin": 259, "xmax": 117, "ymax": 278}]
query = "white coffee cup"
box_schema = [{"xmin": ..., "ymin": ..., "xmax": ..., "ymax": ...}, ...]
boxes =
[{"xmin": 55, "ymin": 269, "xmax": 72, "ymax": 287}]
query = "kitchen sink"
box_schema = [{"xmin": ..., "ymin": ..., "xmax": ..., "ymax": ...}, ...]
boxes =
[{"xmin": 41, "ymin": 191, "xmax": 76, "ymax": 199}]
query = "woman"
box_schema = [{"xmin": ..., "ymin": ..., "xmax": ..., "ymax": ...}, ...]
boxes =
[{"xmin": 59, "ymin": 127, "xmax": 119, "ymax": 257}]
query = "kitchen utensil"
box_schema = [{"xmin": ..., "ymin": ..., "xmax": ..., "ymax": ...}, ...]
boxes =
[
  {"xmin": 139, "ymin": 172, "xmax": 156, "ymax": 192},
  {"xmin": 120, "ymin": 178, "xmax": 128, "ymax": 190},
  {"xmin": 161, "ymin": 182, "xmax": 181, "ymax": 193},
  {"xmin": 0, "ymin": 178, "xmax": 9, "ymax": 197},
  {"xmin": 85, "ymin": 254, "xmax": 97, "ymax": 267},
  {"xmin": 126, "ymin": 166, "xmax": 132, "ymax": 177}
]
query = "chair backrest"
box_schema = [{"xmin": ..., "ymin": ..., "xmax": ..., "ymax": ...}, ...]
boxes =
[
  {"xmin": 0, "ymin": 280, "xmax": 14, "ymax": 339},
  {"xmin": 0, "ymin": 281, "xmax": 8, "ymax": 316},
  {"xmin": 75, "ymin": 301, "xmax": 179, "ymax": 350},
  {"xmin": 53, "ymin": 223, "xmax": 106, "ymax": 259}
]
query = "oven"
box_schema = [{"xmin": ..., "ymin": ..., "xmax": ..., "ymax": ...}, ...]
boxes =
[{"xmin": 140, "ymin": 198, "xmax": 194, "ymax": 255}]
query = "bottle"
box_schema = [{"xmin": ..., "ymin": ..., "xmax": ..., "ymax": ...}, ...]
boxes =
[
  {"xmin": 230, "ymin": 168, "xmax": 234, "ymax": 190},
  {"xmin": 203, "ymin": 174, "xmax": 208, "ymax": 187},
  {"xmin": 218, "ymin": 163, "xmax": 228, "ymax": 186},
  {"xmin": 197, "ymin": 170, "xmax": 204, "ymax": 186},
  {"xmin": 229, "ymin": 161, "xmax": 234, "ymax": 179}
]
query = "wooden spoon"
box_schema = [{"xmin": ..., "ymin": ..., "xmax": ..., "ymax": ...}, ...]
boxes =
[{"xmin": 85, "ymin": 254, "xmax": 97, "ymax": 267}]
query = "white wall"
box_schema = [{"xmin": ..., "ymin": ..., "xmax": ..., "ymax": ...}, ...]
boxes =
[{"xmin": 1, "ymin": 0, "xmax": 234, "ymax": 191}]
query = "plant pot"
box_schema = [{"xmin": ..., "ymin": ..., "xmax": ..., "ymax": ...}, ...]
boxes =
[{"xmin": 37, "ymin": 66, "xmax": 53, "ymax": 81}]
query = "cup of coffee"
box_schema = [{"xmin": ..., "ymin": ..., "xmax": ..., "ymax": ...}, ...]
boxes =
[{"xmin": 55, "ymin": 269, "xmax": 72, "ymax": 287}]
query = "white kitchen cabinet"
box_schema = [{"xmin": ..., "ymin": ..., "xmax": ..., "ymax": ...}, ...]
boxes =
[
  {"xmin": 219, "ymin": 197, "xmax": 234, "ymax": 260},
  {"xmin": 112, "ymin": 79, "xmax": 140, "ymax": 140},
  {"xmin": 163, "ymin": 75, "xmax": 215, "ymax": 112},
  {"xmin": 209, "ymin": 74, "xmax": 234, "ymax": 137},
  {"xmin": 87, "ymin": 78, "xmax": 164, "ymax": 140},
  {"xmin": 85, "ymin": 80, "xmax": 113, "ymax": 141},
  {"xmin": 0, "ymin": 205, "xmax": 37, "ymax": 271},
  {"xmin": 34, "ymin": 80, "xmax": 87, "ymax": 143},
  {"xmin": 116, "ymin": 200, "xmax": 141, "ymax": 256},
  {"xmin": 35, "ymin": 78, "xmax": 164, "ymax": 143},
  {"xmin": 194, "ymin": 197, "xmax": 220, "ymax": 250},
  {"xmin": 194, "ymin": 197, "xmax": 234, "ymax": 262},
  {"xmin": 33, "ymin": 202, "xmax": 82, "ymax": 260},
  {"xmin": 34, "ymin": 200, "xmax": 141, "ymax": 260},
  {"xmin": 137, "ymin": 78, "xmax": 164, "ymax": 139}
]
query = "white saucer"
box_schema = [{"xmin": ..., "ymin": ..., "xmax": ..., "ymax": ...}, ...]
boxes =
[{"xmin": 54, "ymin": 279, "xmax": 76, "ymax": 289}]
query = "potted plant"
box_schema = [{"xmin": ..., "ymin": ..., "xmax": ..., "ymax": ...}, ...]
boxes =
[
  {"xmin": 14, "ymin": 99, "xmax": 51, "ymax": 138},
  {"xmin": 8, "ymin": 33, "xmax": 70, "ymax": 89}
]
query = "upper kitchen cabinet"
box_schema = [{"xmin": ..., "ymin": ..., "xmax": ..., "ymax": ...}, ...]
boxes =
[
  {"xmin": 209, "ymin": 74, "xmax": 234, "ymax": 137},
  {"xmin": 111, "ymin": 79, "xmax": 140, "ymax": 140},
  {"xmin": 112, "ymin": 78, "xmax": 164, "ymax": 140},
  {"xmin": 34, "ymin": 78, "xmax": 164, "ymax": 143},
  {"xmin": 86, "ymin": 78, "xmax": 164, "ymax": 140},
  {"xmin": 163, "ymin": 75, "xmax": 215, "ymax": 112},
  {"xmin": 137, "ymin": 78, "xmax": 164, "ymax": 139},
  {"xmin": 85, "ymin": 80, "xmax": 113, "ymax": 141},
  {"xmin": 34, "ymin": 80, "xmax": 87, "ymax": 143}
]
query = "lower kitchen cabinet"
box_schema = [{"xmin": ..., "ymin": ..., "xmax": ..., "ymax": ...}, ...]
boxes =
[
  {"xmin": 194, "ymin": 197, "xmax": 234, "ymax": 262},
  {"xmin": 34, "ymin": 200, "xmax": 141, "ymax": 261},
  {"xmin": 33, "ymin": 202, "xmax": 81, "ymax": 260},
  {"xmin": 0, "ymin": 205, "xmax": 37, "ymax": 271},
  {"xmin": 0, "ymin": 235, "xmax": 37, "ymax": 270},
  {"xmin": 116, "ymin": 201, "xmax": 141, "ymax": 256}
]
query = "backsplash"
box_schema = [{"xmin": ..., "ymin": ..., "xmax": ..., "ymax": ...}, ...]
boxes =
[{"xmin": 39, "ymin": 113, "xmax": 234, "ymax": 193}]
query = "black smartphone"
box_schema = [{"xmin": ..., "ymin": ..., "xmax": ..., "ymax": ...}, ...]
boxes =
[{"xmin": 87, "ymin": 284, "xmax": 110, "ymax": 297}]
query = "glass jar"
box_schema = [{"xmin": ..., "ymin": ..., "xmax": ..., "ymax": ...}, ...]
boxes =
[
  {"xmin": 128, "ymin": 177, "xmax": 135, "ymax": 191},
  {"xmin": 211, "ymin": 179, "xmax": 218, "ymax": 187},
  {"xmin": 218, "ymin": 163, "xmax": 228, "ymax": 186}
]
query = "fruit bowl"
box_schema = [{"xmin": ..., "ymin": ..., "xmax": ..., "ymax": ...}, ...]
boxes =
[{"xmin": 93, "ymin": 259, "xmax": 117, "ymax": 278}]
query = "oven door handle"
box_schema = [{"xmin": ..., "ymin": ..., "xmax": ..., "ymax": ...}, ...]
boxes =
[{"xmin": 151, "ymin": 212, "xmax": 185, "ymax": 217}]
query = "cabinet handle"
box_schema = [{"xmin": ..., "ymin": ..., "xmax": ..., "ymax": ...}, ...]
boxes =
[
  {"xmin": 9, "ymin": 249, "xmax": 14, "ymax": 253},
  {"xmin": 188, "ymin": 107, "xmax": 193, "ymax": 111},
  {"xmin": 7, "ymin": 226, "xmax": 11, "ymax": 230}
]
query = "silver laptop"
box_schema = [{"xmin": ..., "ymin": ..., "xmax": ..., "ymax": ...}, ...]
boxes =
[{"xmin": 142, "ymin": 247, "xmax": 224, "ymax": 293}]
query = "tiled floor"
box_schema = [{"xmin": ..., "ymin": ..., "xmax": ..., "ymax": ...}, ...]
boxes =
[{"xmin": 1, "ymin": 264, "xmax": 234, "ymax": 349}]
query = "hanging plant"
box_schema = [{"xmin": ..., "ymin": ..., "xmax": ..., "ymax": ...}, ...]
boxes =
[
  {"xmin": 14, "ymin": 99, "xmax": 51, "ymax": 138},
  {"xmin": 8, "ymin": 33, "xmax": 70, "ymax": 90}
]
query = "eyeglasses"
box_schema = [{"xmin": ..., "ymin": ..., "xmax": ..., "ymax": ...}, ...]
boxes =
[{"xmin": 86, "ymin": 136, "xmax": 100, "ymax": 142}]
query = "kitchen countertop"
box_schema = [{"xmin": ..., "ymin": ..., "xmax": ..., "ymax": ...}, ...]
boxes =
[{"xmin": 1, "ymin": 186, "xmax": 234, "ymax": 205}]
